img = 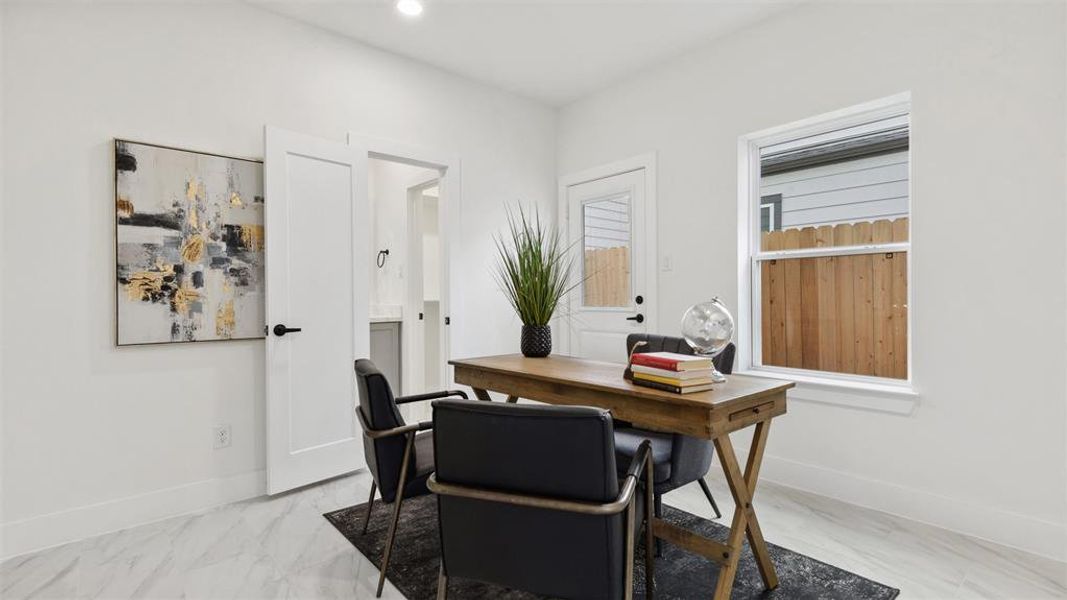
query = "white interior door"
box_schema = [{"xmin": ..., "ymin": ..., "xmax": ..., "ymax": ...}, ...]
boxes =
[
  {"xmin": 264, "ymin": 126, "xmax": 368, "ymax": 495},
  {"xmin": 566, "ymin": 169, "xmax": 651, "ymax": 363},
  {"xmin": 409, "ymin": 181, "xmax": 446, "ymax": 393},
  {"xmin": 419, "ymin": 189, "xmax": 443, "ymax": 391},
  {"xmin": 405, "ymin": 185, "xmax": 426, "ymax": 394}
]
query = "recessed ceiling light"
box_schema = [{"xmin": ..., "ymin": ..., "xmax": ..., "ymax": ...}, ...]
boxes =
[{"xmin": 396, "ymin": 0, "xmax": 423, "ymax": 17}]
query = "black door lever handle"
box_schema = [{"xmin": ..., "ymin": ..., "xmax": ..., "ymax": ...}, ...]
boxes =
[
  {"xmin": 273, "ymin": 324, "xmax": 303, "ymax": 337},
  {"xmin": 626, "ymin": 314, "xmax": 645, "ymax": 323}
]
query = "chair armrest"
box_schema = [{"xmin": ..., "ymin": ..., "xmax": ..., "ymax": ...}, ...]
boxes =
[
  {"xmin": 357, "ymin": 409, "xmax": 433, "ymax": 439},
  {"xmin": 429, "ymin": 474, "xmax": 635, "ymax": 515},
  {"xmin": 427, "ymin": 440, "xmax": 652, "ymax": 516},
  {"xmin": 395, "ymin": 389, "xmax": 469, "ymax": 405},
  {"xmin": 622, "ymin": 439, "xmax": 652, "ymax": 482}
]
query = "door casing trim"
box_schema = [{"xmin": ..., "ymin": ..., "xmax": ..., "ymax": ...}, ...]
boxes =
[{"xmin": 347, "ymin": 132, "xmax": 460, "ymax": 391}]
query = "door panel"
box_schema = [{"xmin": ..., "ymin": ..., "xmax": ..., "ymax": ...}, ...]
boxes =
[
  {"xmin": 576, "ymin": 329, "xmax": 628, "ymax": 362},
  {"xmin": 265, "ymin": 126, "xmax": 368, "ymax": 495},
  {"xmin": 287, "ymin": 154, "xmax": 357, "ymax": 450},
  {"xmin": 567, "ymin": 169, "xmax": 649, "ymax": 363},
  {"xmin": 405, "ymin": 188, "xmax": 426, "ymax": 395}
]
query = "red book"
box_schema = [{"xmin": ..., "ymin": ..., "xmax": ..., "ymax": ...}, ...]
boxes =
[{"xmin": 630, "ymin": 351, "xmax": 713, "ymax": 372}]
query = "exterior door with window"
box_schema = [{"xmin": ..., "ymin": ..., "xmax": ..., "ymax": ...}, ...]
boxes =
[{"xmin": 565, "ymin": 169, "xmax": 650, "ymax": 363}]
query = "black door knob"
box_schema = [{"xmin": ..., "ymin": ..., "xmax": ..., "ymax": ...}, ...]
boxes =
[
  {"xmin": 626, "ymin": 314, "xmax": 645, "ymax": 323},
  {"xmin": 273, "ymin": 324, "xmax": 302, "ymax": 337},
  {"xmin": 635, "ymin": 295, "xmax": 644, "ymax": 305}
]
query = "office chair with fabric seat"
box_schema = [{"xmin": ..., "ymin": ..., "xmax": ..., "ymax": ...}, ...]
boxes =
[{"xmin": 614, "ymin": 334, "xmax": 736, "ymax": 552}]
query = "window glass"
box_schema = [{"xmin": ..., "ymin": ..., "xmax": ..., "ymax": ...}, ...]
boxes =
[
  {"xmin": 758, "ymin": 248, "xmax": 908, "ymax": 379},
  {"xmin": 753, "ymin": 111, "xmax": 909, "ymax": 380},
  {"xmin": 759, "ymin": 117, "xmax": 909, "ymax": 251},
  {"xmin": 582, "ymin": 194, "xmax": 631, "ymax": 307}
]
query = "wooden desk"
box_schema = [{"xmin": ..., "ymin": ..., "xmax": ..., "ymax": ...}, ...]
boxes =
[{"xmin": 450, "ymin": 354, "xmax": 794, "ymax": 600}]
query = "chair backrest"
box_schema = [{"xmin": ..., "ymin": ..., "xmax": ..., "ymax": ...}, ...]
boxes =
[
  {"xmin": 626, "ymin": 333, "xmax": 736, "ymax": 374},
  {"xmin": 432, "ymin": 399, "xmax": 628, "ymax": 599},
  {"xmin": 625, "ymin": 334, "xmax": 735, "ymax": 488},
  {"xmin": 354, "ymin": 358, "xmax": 415, "ymax": 502}
]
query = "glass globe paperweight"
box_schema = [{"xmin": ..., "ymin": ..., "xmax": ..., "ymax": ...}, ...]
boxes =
[{"xmin": 681, "ymin": 297, "xmax": 735, "ymax": 383}]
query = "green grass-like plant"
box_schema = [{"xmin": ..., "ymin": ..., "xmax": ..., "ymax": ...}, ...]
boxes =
[{"xmin": 493, "ymin": 205, "xmax": 578, "ymax": 327}]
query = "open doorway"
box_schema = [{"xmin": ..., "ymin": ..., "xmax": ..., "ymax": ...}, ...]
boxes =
[{"xmin": 366, "ymin": 154, "xmax": 451, "ymax": 422}]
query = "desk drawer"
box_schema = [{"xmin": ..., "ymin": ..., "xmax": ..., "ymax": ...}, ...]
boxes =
[{"xmin": 728, "ymin": 400, "xmax": 776, "ymax": 422}]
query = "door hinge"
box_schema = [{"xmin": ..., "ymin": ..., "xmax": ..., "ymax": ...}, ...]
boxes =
[{"xmin": 445, "ymin": 316, "xmax": 451, "ymax": 325}]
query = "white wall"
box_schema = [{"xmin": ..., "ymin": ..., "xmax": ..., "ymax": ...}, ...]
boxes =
[
  {"xmin": 0, "ymin": 2, "xmax": 555, "ymax": 558},
  {"xmin": 0, "ymin": 2, "xmax": 7, "ymax": 539},
  {"xmin": 368, "ymin": 158, "xmax": 438, "ymax": 310},
  {"xmin": 558, "ymin": 2, "xmax": 1067, "ymax": 559}
]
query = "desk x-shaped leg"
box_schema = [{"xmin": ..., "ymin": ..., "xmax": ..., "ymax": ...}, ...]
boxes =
[{"xmin": 712, "ymin": 420, "xmax": 777, "ymax": 599}]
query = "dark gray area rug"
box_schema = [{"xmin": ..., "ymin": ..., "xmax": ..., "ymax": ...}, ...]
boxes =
[{"xmin": 324, "ymin": 495, "xmax": 899, "ymax": 599}]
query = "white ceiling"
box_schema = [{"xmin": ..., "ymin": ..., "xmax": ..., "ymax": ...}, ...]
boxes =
[{"xmin": 254, "ymin": 1, "xmax": 796, "ymax": 106}]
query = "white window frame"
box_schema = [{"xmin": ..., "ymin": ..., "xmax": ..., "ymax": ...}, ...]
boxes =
[{"xmin": 735, "ymin": 93, "xmax": 917, "ymax": 410}]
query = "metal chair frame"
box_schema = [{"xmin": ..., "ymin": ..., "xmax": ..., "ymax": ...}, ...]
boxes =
[{"xmin": 356, "ymin": 389, "xmax": 469, "ymax": 597}]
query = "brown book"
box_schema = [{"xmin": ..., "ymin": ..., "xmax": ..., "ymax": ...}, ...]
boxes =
[
  {"xmin": 632, "ymin": 378, "xmax": 714, "ymax": 395},
  {"xmin": 633, "ymin": 372, "xmax": 714, "ymax": 387}
]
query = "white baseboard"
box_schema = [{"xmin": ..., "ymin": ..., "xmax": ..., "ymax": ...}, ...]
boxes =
[
  {"xmin": 0, "ymin": 470, "xmax": 266, "ymax": 562},
  {"xmin": 760, "ymin": 453, "xmax": 1067, "ymax": 562}
]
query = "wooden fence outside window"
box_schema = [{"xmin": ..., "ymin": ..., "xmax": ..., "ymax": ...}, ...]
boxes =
[
  {"xmin": 759, "ymin": 217, "xmax": 908, "ymax": 379},
  {"xmin": 583, "ymin": 246, "xmax": 630, "ymax": 307}
]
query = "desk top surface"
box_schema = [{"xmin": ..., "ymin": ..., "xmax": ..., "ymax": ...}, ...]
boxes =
[{"xmin": 450, "ymin": 354, "xmax": 793, "ymax": 410}]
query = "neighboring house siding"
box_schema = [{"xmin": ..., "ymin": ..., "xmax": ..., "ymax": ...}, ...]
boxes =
[
  {"xmin": 583, "ymin": 195, "xmax": 631, "ymax": 248},
  {"xmin": 760, "ymin": 150, "xmax": 908, "ymax": 229}
]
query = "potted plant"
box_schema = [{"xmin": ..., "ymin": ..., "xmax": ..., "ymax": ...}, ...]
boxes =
[{"xmin": 493, "ymin": 206, "xmax": 577, "ymax": 357}]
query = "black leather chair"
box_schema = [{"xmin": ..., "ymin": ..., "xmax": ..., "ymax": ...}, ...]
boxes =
[
  {"xmin": 428, "ymin": 399, "xmax": 654, "ymax": 600},
  {"xmin": 353, "ymin": 358, "xmax": 469, "ymax": 597},
  {"xmin": 615, "ymin": 334, "xmax": 736, "ymax": 552}
]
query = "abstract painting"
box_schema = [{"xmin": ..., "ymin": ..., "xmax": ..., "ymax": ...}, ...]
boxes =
[{"xmin": 115, "ymin": 140, "xmax": 264, "ymax": 345}]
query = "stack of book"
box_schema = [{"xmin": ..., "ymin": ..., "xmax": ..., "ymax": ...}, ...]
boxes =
[{"xmin": 629, "ymin": 352, "xmax": 715, "ymax": 394}]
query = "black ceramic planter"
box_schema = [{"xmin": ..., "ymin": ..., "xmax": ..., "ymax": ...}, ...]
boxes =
[{"xmin": 520, "ymin": 324, "xmax": 552, "ymax": 358}]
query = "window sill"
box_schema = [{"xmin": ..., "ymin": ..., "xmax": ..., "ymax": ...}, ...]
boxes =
[{"xmin": 735, "ymin": 368, "xmax": 918, "ymax": 415}]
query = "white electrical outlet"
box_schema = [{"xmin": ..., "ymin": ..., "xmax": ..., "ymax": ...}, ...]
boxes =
[{"xmin": 213, "ymin": 424, "xmax": 232, "ymax": 449}]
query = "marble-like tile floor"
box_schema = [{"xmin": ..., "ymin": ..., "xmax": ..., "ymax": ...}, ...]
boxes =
[{"xmin": 3, "ymin": 471, "xmax": 1064, "ymax": 599}]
